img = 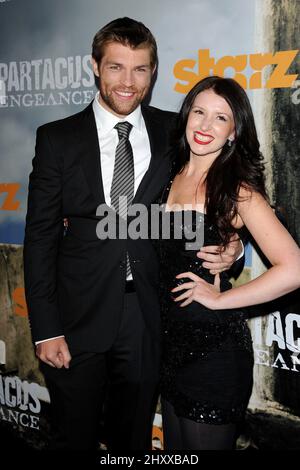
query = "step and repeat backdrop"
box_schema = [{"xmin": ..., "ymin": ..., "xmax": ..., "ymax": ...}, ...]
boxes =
[{"xmin": 0, "ymin": 0, "xmax": 299, "ymax": 450}]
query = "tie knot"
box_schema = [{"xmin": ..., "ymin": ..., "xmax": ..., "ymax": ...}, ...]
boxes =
[{"xmin": 115, "ymin": 121, "xmax": 132, "ymax": 140}]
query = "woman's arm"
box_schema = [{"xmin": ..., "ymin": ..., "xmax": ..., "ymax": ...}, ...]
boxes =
[{"xmin": 173, "ymin": 190, "xmax": 300, "ymax": 309}]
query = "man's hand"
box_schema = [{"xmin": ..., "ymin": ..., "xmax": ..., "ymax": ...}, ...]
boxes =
[
  {"xmin": 36, "ymin": 337, "xmax": 72, "ymax": 369},
  {"xmin": 197, "ymin": 236, "xmax": 243, "ymax": 274}
]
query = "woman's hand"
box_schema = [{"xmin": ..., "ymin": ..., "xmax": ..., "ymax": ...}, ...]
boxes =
[{"xmin": 171, "ymin": 272, "xmax": 222, "ymax": 309}]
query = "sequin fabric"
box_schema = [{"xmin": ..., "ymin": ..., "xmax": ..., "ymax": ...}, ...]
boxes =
[{"xmin": 156, "ymin": 177, "xmax": 254, "ymax": 425}]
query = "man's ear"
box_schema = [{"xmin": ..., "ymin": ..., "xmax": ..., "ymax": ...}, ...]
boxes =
[
  {"xmin": 151, "ymin": 64, "xmax": 157, "ymax": 77},
  {"xmin": 92, "ymin": 57, "xmax": 100, "ymax": 77}
]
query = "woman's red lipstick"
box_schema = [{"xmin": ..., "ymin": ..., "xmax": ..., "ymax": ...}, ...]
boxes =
[{"xmin": 194, "ymin": 131, "xmax": 214, "ymax": 145}]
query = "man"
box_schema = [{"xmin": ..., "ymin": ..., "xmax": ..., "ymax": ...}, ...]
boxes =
[{"xmin": 24, "ymin": 17, "xmax": 241, "ymax": 451}]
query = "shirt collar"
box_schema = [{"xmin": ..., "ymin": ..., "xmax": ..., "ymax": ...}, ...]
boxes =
[{"xmin": 92, "ymin": 91, "xmax": 143, "ymax": 135}]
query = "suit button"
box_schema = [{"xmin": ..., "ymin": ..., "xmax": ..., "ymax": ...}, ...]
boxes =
[{"xmin": 132, "ymin": 259, "xmax": 141, "ymax": 264}]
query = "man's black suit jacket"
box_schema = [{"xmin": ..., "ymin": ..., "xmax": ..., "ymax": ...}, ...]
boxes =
[{"xmin": 24, "ymin": 102, "xmax": 176, "ymax": 353}]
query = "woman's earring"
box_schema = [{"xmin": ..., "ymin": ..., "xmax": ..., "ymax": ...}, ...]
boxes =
[{"xmin": 228, "ymin": 139, "xmax": 233, "ymax": 147}]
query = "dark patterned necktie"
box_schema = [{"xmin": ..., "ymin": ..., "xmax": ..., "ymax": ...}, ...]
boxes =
[{"xmin": 110, "ymin": 121, "xmax": 134, "ymax": 277}]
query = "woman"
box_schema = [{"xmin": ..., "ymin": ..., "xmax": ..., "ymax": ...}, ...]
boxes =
[{"xmin": 158, "ymin": 76, "xmax": 300, "ymax": 450}]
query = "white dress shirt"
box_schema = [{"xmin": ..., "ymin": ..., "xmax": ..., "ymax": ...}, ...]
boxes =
[{"xmin": 92, "ymin": 92, "xmax": 151, "ymax": 206}]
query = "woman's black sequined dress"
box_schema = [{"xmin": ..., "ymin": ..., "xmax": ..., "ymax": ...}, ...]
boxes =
[{"xmin": 157, "ymin": 178, "xmax": 254, "ymax": 425}]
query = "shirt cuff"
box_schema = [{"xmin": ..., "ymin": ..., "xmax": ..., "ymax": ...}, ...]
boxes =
[{"xmin": 35, "ymin": 335, "xmax": 65, "ymax": 345}]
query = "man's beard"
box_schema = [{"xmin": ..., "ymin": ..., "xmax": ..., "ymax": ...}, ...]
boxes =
[{"xmin": 99, "ymin": 84, "xmax": 147, "ymax": 116}]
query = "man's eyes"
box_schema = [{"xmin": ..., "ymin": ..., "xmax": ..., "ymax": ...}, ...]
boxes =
[{"xmin": 107, "ymin": 66, "xmax": 148, "ymax": 72}]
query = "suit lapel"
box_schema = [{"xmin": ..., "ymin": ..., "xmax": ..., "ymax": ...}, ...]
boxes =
[
  {"xmin": 133, "ymin": 105, "xmax": 169, "ymax": 204},
  {"xmin": 74, "ymin": 103, "xmax": 105, "ymax": 205},
  {"xmin": 73, "ymin": 102, "xmax": 170, "ymax": 208}
]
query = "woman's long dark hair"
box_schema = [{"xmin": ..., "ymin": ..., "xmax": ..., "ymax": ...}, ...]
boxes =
[{"xmin": 173, "ymin": 76, "xmax": 267, "ymax": 247}]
